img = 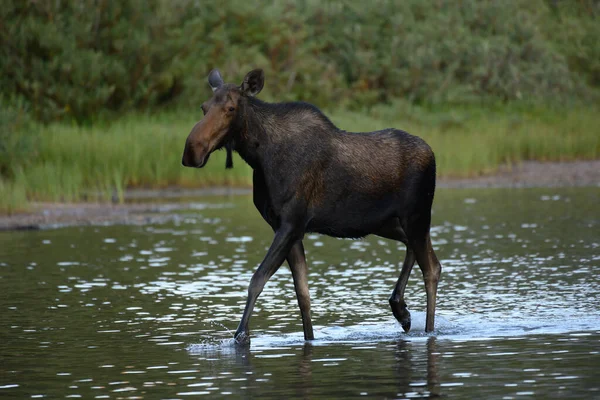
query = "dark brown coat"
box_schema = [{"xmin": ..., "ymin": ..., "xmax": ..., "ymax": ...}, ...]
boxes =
[{"xmin": 182, "ymin": 69, "xmax": 442, "ymax": 344}]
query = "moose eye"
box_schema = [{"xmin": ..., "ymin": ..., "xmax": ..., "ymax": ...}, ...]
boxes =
[{"xmin": 228, "ymin": 107, "xmax": 235, "ymax": 112}]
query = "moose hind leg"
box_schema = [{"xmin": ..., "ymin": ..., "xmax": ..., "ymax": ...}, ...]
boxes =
[
  {"xmin": 413, "ymin": 233, "xmax": 442, "ymax": 333},
  {"xmin": 389, "ymin": 248, "xmax": 416, "ymax": 332},
  {"xmin": 375, "ymin": 218, "xmax": 415, "ymax": 332}
]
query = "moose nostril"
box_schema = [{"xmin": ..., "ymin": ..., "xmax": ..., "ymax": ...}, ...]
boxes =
[{"xmin": 182, "ymin": 143, "xmax": 193, "ymax": 167}]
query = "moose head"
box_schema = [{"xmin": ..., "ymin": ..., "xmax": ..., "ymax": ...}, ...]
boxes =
[{"xmin": 181, "ymin": 69, "xmax": 264, "ymax": 169}]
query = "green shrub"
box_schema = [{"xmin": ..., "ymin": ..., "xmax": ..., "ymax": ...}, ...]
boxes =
[
  {"xmin": 543, "ymin": 0, "xmax": 600, "ymax": 89},
  {"xmin": 1, "ymin": 0, "xmax": 598, "ymax": 123}
]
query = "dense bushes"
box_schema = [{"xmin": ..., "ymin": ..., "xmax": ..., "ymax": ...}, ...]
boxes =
[
  {"xmin": 0, "ymin": 0, "xmax": 598, "ymax": 122},
  {"xmin": 1, "ymin": 0, "xmax": 194, "ymax": 122}
]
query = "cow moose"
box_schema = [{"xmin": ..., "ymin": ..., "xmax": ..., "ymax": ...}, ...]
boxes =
[{"xmin": 182, "ymin": 69, "xmax": 442, "ymax": 344}]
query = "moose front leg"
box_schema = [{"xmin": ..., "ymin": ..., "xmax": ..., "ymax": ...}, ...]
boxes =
[
  {"xmin": 234, "ymin": 223, "xmax": 301, "ymax": 345},
  {"xmin": 287, "ymin": 241, "xmax": 314, "ymax": 341}
]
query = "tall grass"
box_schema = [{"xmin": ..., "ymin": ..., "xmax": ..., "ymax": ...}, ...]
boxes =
[
  {"xmin": 16, "ymin": 112, "xmax": 252, "ymax": 204},
  {"xmin": 335, "ymin": 102, "xmax": 600, "ymax": 177},
  {"xmin": 2, "ymin": 102, "xmax": 599, "ymax": 213},
  {"xmin": 0, "ymin": 178, "xmax": 27, "ymax": 214}
]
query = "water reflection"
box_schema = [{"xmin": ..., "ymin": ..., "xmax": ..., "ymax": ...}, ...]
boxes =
[
  {"xmin": 394, "ymin": 338, "xmax": 441, "ymax": 398},
  {"xmin": 187, "ymin": 337, "xmax": 442, "ymax": 399}
]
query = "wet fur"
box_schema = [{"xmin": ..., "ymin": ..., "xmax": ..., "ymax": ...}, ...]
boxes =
[{"xmin": 232, "ymin": 98, "xmax": 436, "ymax": 240}]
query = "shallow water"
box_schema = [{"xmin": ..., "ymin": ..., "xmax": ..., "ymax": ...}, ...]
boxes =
[{"xmin": 1, "ymin": 187, "xmax": 599, "ymax": 399}]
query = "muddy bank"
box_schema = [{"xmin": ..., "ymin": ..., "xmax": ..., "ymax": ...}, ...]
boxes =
[
  {"xmin": 438, "ymin": 160, "xmax": 600, "ymax": 189},
  {"xmin": 0, "ymin": 188, "xmax": 251, "ymax": 231},
  {"xmin": 1, "ymin": 160, "xmax": 598, "ymax": 231}
]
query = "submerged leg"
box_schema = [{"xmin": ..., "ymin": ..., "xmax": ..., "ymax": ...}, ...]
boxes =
[
  {"xmin": 389, "ymin": 248, "xmax": 416, "ymax": 332},
  {"xmin": 287, "ymin": 241, "xmax": 314, "ymax": 341},
  {"xmin": 412, "ymin": 233, "xmax": 442, "ymax": 332},
  {"xmin": 234, "ymin": 223, "xmax": 300, "ymax": 344}
]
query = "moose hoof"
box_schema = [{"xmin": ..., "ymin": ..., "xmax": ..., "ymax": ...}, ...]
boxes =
[
  {"xmin": 389, "ymin": 300, "xmax": 411, "ymax": 333},
  {"xmin": 234, "ymin": 331, "xmax": 251, "ymax": 346}
]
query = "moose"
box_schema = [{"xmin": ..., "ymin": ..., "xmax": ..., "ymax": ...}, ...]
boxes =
[{"xmin": 182, "ymin": 69, "xmax": 442, "ymax": 344}]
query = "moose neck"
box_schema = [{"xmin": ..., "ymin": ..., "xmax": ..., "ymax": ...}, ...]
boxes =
[
  {"xmin": 232, "ymin": 97, "xmax": 338, "ymax": 172},
  {"xmin": 231, "ymin": 97, "xmax": 278, "ymax": 171}
]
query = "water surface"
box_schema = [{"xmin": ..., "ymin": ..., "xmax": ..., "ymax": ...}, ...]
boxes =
[{"xmin": 1, "ymin": 187, "xmax": 599, "ymax": 399}]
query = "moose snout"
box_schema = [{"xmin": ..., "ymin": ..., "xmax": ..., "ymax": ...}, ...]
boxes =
[{"xmin": 182, "ymin": 140, "xmax": 210, "ymax": 168}]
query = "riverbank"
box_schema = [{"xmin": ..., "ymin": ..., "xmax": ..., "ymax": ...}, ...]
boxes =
[
  {"xmin": 2, "ymin": 102, "xmax": 599, "ymax": 215},
  {"xmin": 2, "ymin": 160, "xmax": 598, "ymax": 231}
]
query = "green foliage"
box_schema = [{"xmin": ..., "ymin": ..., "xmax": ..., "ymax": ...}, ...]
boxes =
[
  {"xmin": 1, "ymin": 0, "xmax": 599, "ymax": 123},
  {"xmin": 543, "ymin": 0, "xmax": 600, "ymax": 88},
  {"xmin": 0, "ymin": 0, "xmax": 194, "ymax": 122},
  {"xmin": 312, "ymin": 0, "xmax": 580, "ymax": 106}
]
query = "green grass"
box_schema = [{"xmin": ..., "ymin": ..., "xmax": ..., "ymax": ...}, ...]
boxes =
[
  {"xmin": 13, "ymin": 112, "xmax": 252, "ymax": 202},
  {"xmin": 336, "ymin": 101, "xmax": 600, "ymax": 177},
  {"xmin": 1, "ymin": 102, "xmax": 599, "ymax": 214},
  {"xmin": 0, "ymin": 178, "xmax": 28, "ymax": 215}
]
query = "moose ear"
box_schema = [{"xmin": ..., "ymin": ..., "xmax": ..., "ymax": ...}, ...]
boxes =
[
  {"xmin": 240, "ymin": 69, "xmax": 264, "ymax": 97},
  {"xmin": 208, "ymin": 69, "xmax": 224, "ymax": 92}
]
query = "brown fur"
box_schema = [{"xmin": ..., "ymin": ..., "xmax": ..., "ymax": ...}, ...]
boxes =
[{"xmin": 296, "ymin": 162, "xmax": 326, "ymax": 207}]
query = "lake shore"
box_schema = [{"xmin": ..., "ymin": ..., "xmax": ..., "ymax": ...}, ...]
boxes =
[{"xmin": 2, "ymin": 160, "xmax": 599, "ymax": 231}]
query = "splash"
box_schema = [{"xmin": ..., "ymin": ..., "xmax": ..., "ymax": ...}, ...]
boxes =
[
  {"xmin": 187, "ymin": 312, "xmax": 456, "ymax": 352},
  {"xmin": 186, "ymin": 310, "xmax": 600, "ymax": 353}
]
